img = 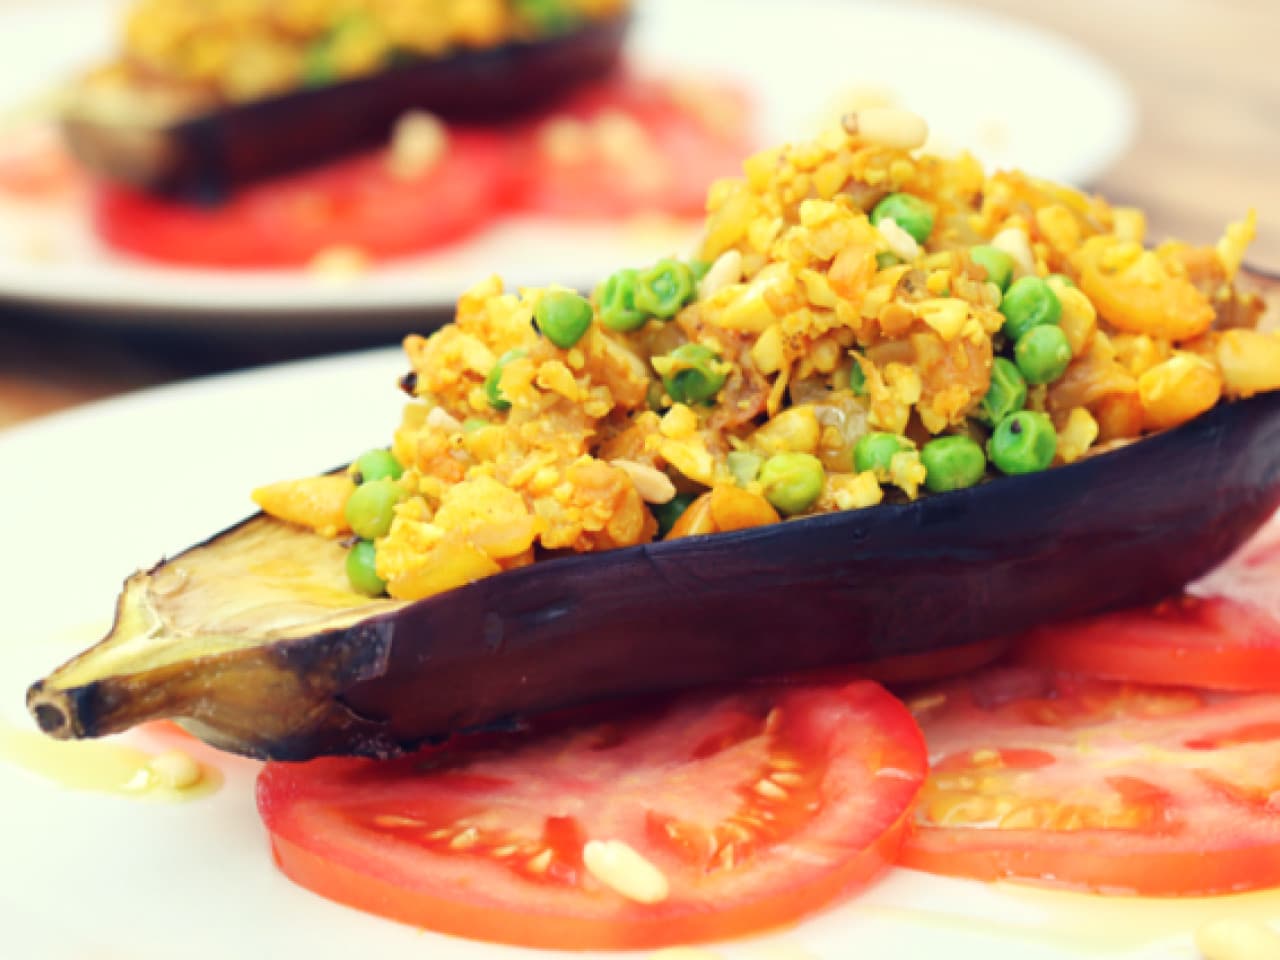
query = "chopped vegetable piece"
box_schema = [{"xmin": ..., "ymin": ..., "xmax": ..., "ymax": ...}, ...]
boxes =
[
  {"xmin": 656, "ymin": 344, "xmax": 728, "ymax": 406},
  {"xmin": 485, "ymin": 350, "xmax": 526, "ymax": 411},
  {"xmin": 1015, "ymin": 325, "xmax": 1073, "ymax": 385},
  {"xmin": 921, "ymin": 436, "xmax": 986, "ymax": 493},
  {"xmin": 536, "ymin": 290, "xmax": 595, "ymax": 348},
  {"xmin": 344, "ymin": 478, "xmax": 406, "ymax": 540},
  {"xmin": 849, "ymin": 355, "xmax": 868, "ymax": 395},
  {"xmin": 353, "ymin": 448, "xmax": 403, "ymax": 484},
  {"xmin": 988, "ymin": 411, "xmax": 1057, "ymax": 475},
  {"xmin": 635, "ymin": 259, "xmax": 696, "ymax": 320},
  {"xmin": 870, "ymin": 193, "xmax": 934, "ymax": 245},
  {"xmin": 651, "ymin": 491, "xmax": 696, "ymax": 538},
  {"xmin": 345, "ymin": 540, "xmax": 386, "ymax": 596},
  {"xmin": 979, "ymin": 357, "xmax": 1027, "ymax": 426},
  {"xmin": 854, "ymin": 432, "xmax": 910, "ymax": 481},
  {"xmin": 726, "ymin": 450, "xmax": 763, "ymax": 487},
  {"xmin": 758, "ymin": 453, "xmax": 825, "ymax": 515},
  {"xmin": 970, "ymin": 245, "xmax": 1015, "ymax": 291},
  {"xmin": 599, "ymin": 269, "xmax": 648, "ymax": 331},
  {"xmin": 1000, "ymin": 276, "xmax": 1063, "ymax": 342}
]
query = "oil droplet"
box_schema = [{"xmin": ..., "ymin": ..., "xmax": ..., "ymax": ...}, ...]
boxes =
[{"xmin": 0, "ymin": 723, "xmax": 221, "ymax": 801}]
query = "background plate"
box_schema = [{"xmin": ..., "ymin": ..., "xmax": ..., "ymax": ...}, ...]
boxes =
[
  {"xmin": 4, "ymin": 351, "xmax": 1274, "ymax": 960},
  {"xmin": 0, "ymin": 0, "xmax": 1134, "ymax": 325}
]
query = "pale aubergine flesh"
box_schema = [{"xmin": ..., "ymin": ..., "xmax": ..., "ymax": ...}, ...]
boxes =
[{"xmin": 62, "ymin": 14, "xmax": 629, "ymax": 200}]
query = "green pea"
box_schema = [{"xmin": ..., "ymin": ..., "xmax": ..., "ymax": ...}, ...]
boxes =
[
  {"xmin": 655, "ymin": 343, "xmax": 728, "ymax": 406},
  {"xmin": 854, "ymin": 432, "xmax": 910, "ymax": 480},
  {"xmin": 688, "ymin": 259, "xmax": 713, "ymax": 285},
  {"xmin": 1047, "ymin": 272, "xmax": 1075, "ymax": 288},
  {"xmin": 345, "ymin": 540, "xmax": 386, "ymax": 596},
  {"xmin": 978, "ymin": 357, "xmax": 1028, "ymax": 426},
  {"xmin": 1015, "ymin": 325, "xmax": 1073, "ymax": 385},
  {"xmin": 870, "ymin": 193, "xmax": 935, "ymax": 245},
  {"xmin": 535, "ymin": 290, "xmax": 594, "ymax": 349},
  {"xmin": 969, "ymin": 245, "xmax": 1015, "ymax": 292},
  {"xmin": 875, "ymin": 251, "xmax": 901, "ymax": 270},
  {"xmin": 1000, "ymin": 276, "xmax": 1062, "ymax": 342},
  {"xmin": 352, "ymin": 448, "xmax": 403, "ymax": 484},
  {"xmin": 651, "ymin": 491, "xmax": 696, "ymax": 538},
  {"xmin": 344, "ymin": 478, "xmax": 406, "ymax": 540},
  {"xmin": 635, "ymin": 259, "xmax": 696, "ymax": 320},
  {"xmin": 513, "ymin": 0, "xmax": 578, "ymax": 32},
  {"xmin": 484, "ymin": 349, "xmax": 526, "ymax": 411},
  {"xmin": 727, "ymin": 450, "xmax": 763, "ymax": 487},
  {"xmin": 301, "ymin": 42, "xmax": 335, "ymax": 87},
  {"xmin": 988, "ymin": 411, "xmax": 1058, "ymax": 475},
  {"xmin": 598, "ymin": 269, "xmax": 648, "ymax": 332},
  {"xmin": 921, "ymin": 435, "xmax": 987, "ymax": 494},
  {"xmin": 759, "ymin": 452, "xmax": 825, "ymax": 516},
  {"xmin": 849, "ymin": 355, "xmax": 868, "ymax": 395}
]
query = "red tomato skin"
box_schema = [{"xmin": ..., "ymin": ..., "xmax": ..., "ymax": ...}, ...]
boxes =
[
  {"xmin": 1016, "ymin": 596, "xmax": 1280, "ymax": 692},
  {"xmin": 93, "ymin": 130, "xmax": 512, "ymax": 267},
  {"xmin": 257, "ymin": 679, "xmax": 926, "ymax": 950},
  {"xmin": 899, "ymin": 830, "xmax": 1280, "ymax": 898}
]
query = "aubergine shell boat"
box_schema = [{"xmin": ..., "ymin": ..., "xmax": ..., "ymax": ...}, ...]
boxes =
[
  {"xmin": 61, "ymin": 12, "xmax": 629, "ymax": 199},
  {"xmin": 27, "ymin": 314, "xmax": 1280, "ymax": 760}
]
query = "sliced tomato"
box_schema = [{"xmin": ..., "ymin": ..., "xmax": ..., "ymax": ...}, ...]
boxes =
[
  {"xmin": 900, "ymin": 667, "xmax": 1280, "ymax": 895},
  {"xmin": 1016, "ymin": 513, "xmax": 1280, "ymax": 691},
  {"xmin": 93, "ymin": 130, "xmax": 511, "ymax": 267},
  {"xmin": 1017, "ymin": 596, "xmax": 1280, "ymax": 692},
  {"xmin": 511, "ymin": 73, "xmax": 755, "ymax": 220},
  {"xmin": 257, "ymin": 678, "xmax": 925, "ymax": 949},
  {"xmin": 0, "ymin": 125, "xmax": 84, "ymax": 199}
]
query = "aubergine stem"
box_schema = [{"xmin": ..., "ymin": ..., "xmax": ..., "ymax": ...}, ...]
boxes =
[{"xmin": 62, "ymin": 13, "xmax": 630, "ymax": 200}]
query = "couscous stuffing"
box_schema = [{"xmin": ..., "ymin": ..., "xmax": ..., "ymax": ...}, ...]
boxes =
[{"xmin": 253, "ymin": 107, "xmax": 1279, "ymax": 602}]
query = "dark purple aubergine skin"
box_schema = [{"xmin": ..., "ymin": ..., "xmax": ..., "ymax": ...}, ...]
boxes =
[
  {"xmin": 332, "ymin": 388, "xmax": 1280, "ymax": 753},
  {"xmin": 62, "ymin": 16, "xmax": 628, "ymax": 200}
]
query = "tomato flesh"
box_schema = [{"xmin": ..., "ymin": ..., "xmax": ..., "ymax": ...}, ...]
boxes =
[
  {"xmin": 510, "ymin": 73, "xmax": 755, "ymax": 220},
  {"xmin": 93, "ymin": 130, "xmax": 512, "ymax": 267},
  {"xmin": 1017, "ymin": 513, "xmax": 1280, "ymax": 691},
  {"xmin": 257, "ymin": 678, "xmax": 925, "ymax": 949},
  {"xmin": 1017, "ymin": 596, "xmax": 1280, "ymax": 692},
  {"xmin": 900, "ymin": 667, "xmax": 1280, "ymax": 895}
]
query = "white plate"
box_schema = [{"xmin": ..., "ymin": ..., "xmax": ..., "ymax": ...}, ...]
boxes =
[
  {"xmin": 0, "ymin": 0, "xmax": 1134, "ymax": 326},
  {"xmin": 4, "ymin": 350, "xmax": 1274, "ymax": 960}
]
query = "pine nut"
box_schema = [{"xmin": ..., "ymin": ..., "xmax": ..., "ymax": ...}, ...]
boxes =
[
  {"xmin": 611, "ymin": 459, "xmax": 677, "ymax": 504},
  {"xmin": 583, "ymin": 840, "xmax": 670, "ymax": 904},
  {"xmin": 877, "ymin": 218, "xmax": 920, "ymax": 261},
  {"xmin": 841, "ymin": 107, "xmax": 929, "ymax": 150},
  {"xmin": 991, "ymin": 226, "xmax": 1037, "ymax": 277},
  {"xmin": 388, "ymin": 111, "xmax": 448, "ymax": 181},
  {"xmin": 425, "ymin": 406, "xmax": 463, "ymax": 432},
  {"xmin": 698, "ymin": 249, "xmax": 744, "ymax": 300}
]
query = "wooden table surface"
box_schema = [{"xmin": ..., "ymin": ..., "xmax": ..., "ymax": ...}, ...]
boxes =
[{"xmin": 1, "ymin": 0, "xmax": 1277, "ymax": 430}]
